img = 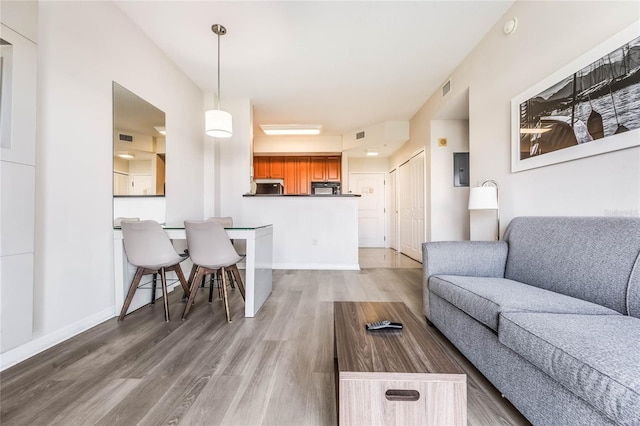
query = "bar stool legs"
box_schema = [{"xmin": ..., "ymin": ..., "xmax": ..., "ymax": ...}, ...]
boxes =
[{"xmin": 183, "ymin": 265, "xmax": 232, "ymax": 323}]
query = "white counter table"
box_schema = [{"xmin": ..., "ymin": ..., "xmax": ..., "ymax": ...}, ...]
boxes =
[{"xmin": 114, "ymin": 224, "xmax": 273, "ymax": 318}]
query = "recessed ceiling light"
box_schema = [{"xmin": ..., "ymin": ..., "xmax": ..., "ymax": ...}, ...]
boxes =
[
  {"xmin": 366, "ymin": 150, "xmax": 379, "ymax": 156},
  {"xmin": 260, "ymin": 124, "xmax": 322, "ymax": 136}
]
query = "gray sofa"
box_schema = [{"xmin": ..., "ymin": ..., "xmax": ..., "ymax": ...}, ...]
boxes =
[{"xmin": 422, "ymin": 216, "xmax": 640, "ymax": 426}]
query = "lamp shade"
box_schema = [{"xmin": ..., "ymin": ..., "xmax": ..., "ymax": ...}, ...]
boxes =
[
  {"xmin": 468, "ymin": 186, "xmax": 498, "ymax": 210},
  {"xmin": 205, "ymin": 109, "xmax": 233, "ymax": 138}
]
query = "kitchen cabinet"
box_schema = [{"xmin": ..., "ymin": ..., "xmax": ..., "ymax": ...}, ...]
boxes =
[
  {"xmin": 254, "ymin": 156, "xmax": 284, "ymax": 179},
  {"xmin": 326, "ymin": 156, "xmax": 341, "ymax": 181},
  {"xmin": 311, "ymin": 156, "xmax": 341, "ymax": 181},
  {"xmin": 255, "ymin": 155, "xmax": 339, "ymax": 194},
  {"xmin": 311, "ymin": 157, "xmax": 326, "ymax": 181},
  {"xmin": 254, "ymin": 157, "xmax": 269, "ymax": 179},
  {"xmin": 284, "ymin": 156, "xmax": 310, "ymax": 194},
  {"xmin": 270, "ymin": 156, "xmax": 284, "ymax": 178},
  {"xmin": 297, "ymin": 157, "xmax": 311, "ymax": 194}
]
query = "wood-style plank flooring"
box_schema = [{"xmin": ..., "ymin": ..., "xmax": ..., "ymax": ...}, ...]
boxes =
[{"xmin": 1, "ymin": 251, "xmax": 529, "ymax": 425}]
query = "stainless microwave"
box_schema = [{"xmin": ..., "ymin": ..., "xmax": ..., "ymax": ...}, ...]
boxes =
[
  {"xmin": 311, "ymin": 181, "xmax": 340, "ymax": 195},
  {"xmin": 256, "ymin": 182, "xmax": 284, "ymax": 195}
]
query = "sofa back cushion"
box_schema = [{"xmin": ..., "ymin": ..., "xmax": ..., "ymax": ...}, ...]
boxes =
[{"xmin": 503, "ymin": 217, "xmax": 640, "ymax": 316}]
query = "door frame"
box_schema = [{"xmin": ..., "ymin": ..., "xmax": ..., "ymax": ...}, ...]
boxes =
[{"xmin": 388, "ymin": 168, "xmax": 398, "ymax": 250}]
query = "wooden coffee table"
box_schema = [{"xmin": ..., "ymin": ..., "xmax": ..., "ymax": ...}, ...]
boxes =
[{"xmin": 334, "ymin": 301, "xmax": 466, "ymax": 426}]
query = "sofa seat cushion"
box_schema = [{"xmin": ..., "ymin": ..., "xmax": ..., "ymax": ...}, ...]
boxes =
[
  {"xmin": 429, "ymin": 275, "xmax": 619, "ymax": 331},
  {"xmin": 499, "ymin": 312, "xmax": 640, "ymax": 425}
]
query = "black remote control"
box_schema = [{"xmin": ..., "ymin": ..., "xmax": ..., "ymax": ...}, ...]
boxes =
[{"xmin": 365, "ymin": 320, "xmax": 403, "ymax": 331}]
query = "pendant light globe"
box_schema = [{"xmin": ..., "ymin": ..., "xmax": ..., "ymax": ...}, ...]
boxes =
[{"xmin": 206, "ymin": 109, "xmax": 233, "ymax": 138}]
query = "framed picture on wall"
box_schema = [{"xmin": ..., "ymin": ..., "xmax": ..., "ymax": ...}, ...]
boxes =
[{"xmin": 511, "ymin": 21, "xmax": 640, "ymax": 172}]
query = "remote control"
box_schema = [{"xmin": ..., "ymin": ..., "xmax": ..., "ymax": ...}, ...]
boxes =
[{"xmin": 365, "ymin": 320, "xmax": 403, "ymax": 331}]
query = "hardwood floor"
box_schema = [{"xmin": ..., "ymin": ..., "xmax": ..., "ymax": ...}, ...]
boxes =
[
  {"xmin": 1, "ymin": 267, "xmax": 529, "ymax": 425},
  {"xmin": 358, "ymin": 248, "xmax": 422, "ymax": 269}
]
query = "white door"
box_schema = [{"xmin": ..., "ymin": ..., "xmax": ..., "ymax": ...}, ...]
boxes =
[
  {"xmin": 350, "ymin": 173, "xmax": 386, "ymax": 247},
  {"xmin": 399, "ymin": 152, "xmax": 425, "ymax": 261},
  {"xmin": 388, "ymin": 169, "xmax": 398, "ymax": 250},
  {"xmin": 113, "ymin": 172, "xmax": 129, "ymax": 195},
  {"xmin": 130, "ymin": 175, "xmax": 153, "ymax": 195}
]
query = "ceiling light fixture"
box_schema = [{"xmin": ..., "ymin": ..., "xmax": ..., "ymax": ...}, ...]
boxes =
[
  {"xmin": 260, "ymin": 124, "xmax": 322, "ymax": 136},
  {"xmin": 205, "ymin": 24, "xmax": 232, "ymax": 138},
  {"xmin": 520, "ymin": 127, "xmax": 551, "ymax": 134},
  {"xmin": 116, "ymin": 151, "xmax": 135, "ymax": 159},
  {"xmin": 366, "ymin": 150, "xmax": 379, "ymax": 156}
]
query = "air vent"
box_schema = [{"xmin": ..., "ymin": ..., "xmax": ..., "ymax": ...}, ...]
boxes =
[
  {"xmin": 442, "ymin": 80, "xmax": 451, "ymax": 97},
  {"xmin": 356, "ymin": 131, "xmax": 365, "ymax": 140},
  {"xmin": 118, "ymin": 133, "xmax": 134, "ymax": 143}
]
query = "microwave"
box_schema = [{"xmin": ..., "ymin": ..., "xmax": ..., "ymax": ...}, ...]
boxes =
[
  {"xmin": 255, "ymin": 182, "xmax": 284, "ymax": 195},
  {"xmin": 311, "ymin": 181, "xmax": 340, "ymax": 195}
]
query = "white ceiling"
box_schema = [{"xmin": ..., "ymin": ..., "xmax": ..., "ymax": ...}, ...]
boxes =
[{"xmin": 115, "ymin": 1, "xmax": 513, "ymax": 140}]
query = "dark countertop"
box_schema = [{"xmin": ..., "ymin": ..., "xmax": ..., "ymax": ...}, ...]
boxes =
[{"xmin": 243, "ymin": 194, "xmax": 361, "ymax": 197}]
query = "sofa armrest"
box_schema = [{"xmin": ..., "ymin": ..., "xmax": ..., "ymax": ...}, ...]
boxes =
[{"xmin": 422, "ymin": 241, "xmax": 508, "ymax": 320}]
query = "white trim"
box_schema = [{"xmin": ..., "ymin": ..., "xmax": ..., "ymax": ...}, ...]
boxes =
[
  {"xmin": 273, "ymin": 263, "xmax": 360, "ymax": 271},
  {"xmin": 0, "ymin": 307, "xmax": 115, "ymax": 371}
]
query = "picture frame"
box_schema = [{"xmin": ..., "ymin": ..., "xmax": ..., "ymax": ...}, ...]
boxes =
[{"xmin": 511, "ymin": 21, "xmax": 640, "ymax": 173}]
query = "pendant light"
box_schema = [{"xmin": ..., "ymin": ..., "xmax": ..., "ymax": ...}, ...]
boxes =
[{"xmin": 205, "ymin": 24, "xmax": 232, "ymax": 138}]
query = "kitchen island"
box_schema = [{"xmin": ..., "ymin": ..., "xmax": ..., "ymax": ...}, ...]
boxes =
[{"xmin": 240, "ymin": 194, "xmax": 360, "ymax": 270}]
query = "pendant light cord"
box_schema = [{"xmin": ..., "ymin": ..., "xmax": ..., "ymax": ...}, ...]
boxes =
[
  {"xmin": 211, "ymin": 24, "xmax": 227, "ymax": 110},
  {"xmin": 217, "ymin": 30, "xmax": 221, "ymax": 110}
]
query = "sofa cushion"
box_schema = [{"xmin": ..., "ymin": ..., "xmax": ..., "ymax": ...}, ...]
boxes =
[
  {"xmin": 503, "ymin": 216, "xmax": 640, "ymax": 315},
  {"xmin": 429, "ymin": 275, "xmax": 619, "ymax": 331},
  {"xmin": 499, "ymin": 312, "xmax": 640, "ymax": 425}
]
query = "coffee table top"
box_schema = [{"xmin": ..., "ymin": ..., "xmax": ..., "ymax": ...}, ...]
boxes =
[{"xmin": 334, "ymin": 301, "xmax": 463, "ymax": 375}]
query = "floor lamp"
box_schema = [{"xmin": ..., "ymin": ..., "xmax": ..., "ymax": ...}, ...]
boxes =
[{"xmin": 468, "ymin": 180, "xmax": 500, "ymax": 240}]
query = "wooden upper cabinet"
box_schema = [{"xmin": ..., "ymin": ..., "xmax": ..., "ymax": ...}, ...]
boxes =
[
  {"xmin": 254, "ymin": 156, "xmax": 284, "ymax": 179},
  {"xmin": 297, "ymin": 156, "xmax": 311, "ymax": 194},
  {"xmin": 269, "ymin": 156, "xmax": 284, "ymax": 178},
  {"xmin": 283, "ymin": 157, "xmax": 297, "ymax": 195},
  {"xmin": 254, "ymin": 157, "xmax": 270, "ymax": 179},
  {"xmin": 326, "ymin": 156, "xmax": 341, "ymax": 181},
  {"xmin": 311, "ymin": 157, "xmax": 326, "ymax": 181},
  {"xmin": 311, "ymin": 156, "xmax": 341, "ymax": 181}
]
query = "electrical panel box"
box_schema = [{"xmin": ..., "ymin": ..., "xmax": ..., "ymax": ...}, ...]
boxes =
[{"xmin": 453, "ymin": 152, "xmax": 469, "ymax": 187}]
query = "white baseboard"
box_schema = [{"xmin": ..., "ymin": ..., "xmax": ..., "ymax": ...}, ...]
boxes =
[
  {"xmin": 273, "ymin": 263, "xmax": 360, "ymax": 270},
  {"xmin": 0, "ymin": 306, "xmax": 115, "ymax": 371}
]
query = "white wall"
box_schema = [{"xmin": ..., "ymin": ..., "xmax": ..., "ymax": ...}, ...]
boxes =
[
  {"xmin": 467, "ymin": 2, "xmax": 640, "ymax": 238},
  {"xmin": 7, "ymin": 1, "xmax": 205, "ymax": 366},
  {"xmin": 254, "ymin": 135, "xmax": 342, "ymax": 154},
  {"xmin": 207, "ymin": 97, "xmax": 254, "ymax": 221},
  {"xmin": 348, "ymin": 157, "xmax": 390, "ymax": 173},
  {"xmin": 430, "ymin": 120, "xmax": 470, "ymax": 241},
  {"xmin": 393, "ymin": 1, "xmax": 640, "ymax": 241}
]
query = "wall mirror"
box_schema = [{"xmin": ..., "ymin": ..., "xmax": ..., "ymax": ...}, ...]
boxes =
[{"xmin": 112, "ymin": 82, "xmax": 166, "ymax": 196}]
